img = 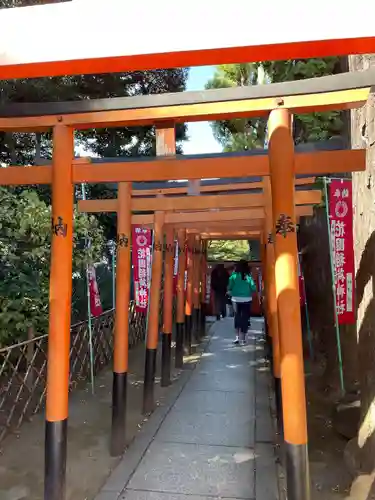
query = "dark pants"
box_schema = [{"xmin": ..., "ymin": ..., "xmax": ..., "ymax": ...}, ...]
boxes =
[
  {"xmin": 214, "ymin": 292, "xmax": 227, "ymax": 319},
  {"xmin": 234, "ymin": 301, "xmax": 251, "ymax": 336}
]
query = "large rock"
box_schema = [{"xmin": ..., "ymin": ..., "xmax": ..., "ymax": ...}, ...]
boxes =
[{"xmin": 333, "ymin": 397, "xmax": 360, "ymax": 440}]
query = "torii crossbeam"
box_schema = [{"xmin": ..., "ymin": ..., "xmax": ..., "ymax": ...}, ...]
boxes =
[{"xmin": 0, "ymin": 0, "xmax": 373, "ymax": 78}]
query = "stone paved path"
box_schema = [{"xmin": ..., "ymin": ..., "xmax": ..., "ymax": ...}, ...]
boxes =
[{"xmin": 96, "ymin": 317, "xmax": 279, "ymax": 500}]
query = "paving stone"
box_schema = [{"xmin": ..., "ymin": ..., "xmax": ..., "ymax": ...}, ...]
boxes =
[
  {"xmin": 121, "ymin": 491, "xmax": 247, "ymax": 500},
  {"xmin": 255, "ymin": 443, "xmax": 279, "ymax": 499},
  {"xmin": 95, "ymin": 492, "xmax": 120, "ymax": 500},
  {"xmin": 173, "ymin": 389, "xmax": 255, "ymax": 417},
  {"xmin": 188, "ymin": 371, "xmax": 255, "ymax": 393},
  {"xmin": 256, "ymin": 413, "xmax": 274, "ymax": 443},
  {"xmin": 156, "ymin": 409, "xmax": 255, "ymax": 447},
  {"xmin": 127, "ymin": 441, "xmax": 255, "ymax": 499}
]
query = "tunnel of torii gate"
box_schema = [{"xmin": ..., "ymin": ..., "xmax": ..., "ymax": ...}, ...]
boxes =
[{"xmin": 0, "ymin": 37, "xmax": 373, "ymax": 500}]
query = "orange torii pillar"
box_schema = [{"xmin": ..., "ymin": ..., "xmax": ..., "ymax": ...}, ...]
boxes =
[
  {"xmin": 161, "ymin": 227, "xmax": 175, "ymax": 387},
  {"xmin": 192, "ymin": 235, "xmax": 201, "ymax": 342},
  {"xmin": 110, "ymin": 182, "xmax": 132, "ymax": 456},
  {"xmin": 143, "ymin": 211, "xmax": 164, "ymax": 413},
  {"xmin": 185, "ymin": 234, "xmax": 194, "ymax": 355},
  {"xmin": 260, "ymin": 234, "xmax": 271, "ymax": 350},
  {"xmin": 200, "ymin": 240, "xmax": 208, "ymax": 336},
  {"xmin": 175, "ymin": 229, "xmax": 187, "ymax": 368},
  {"xmin": 44, "ymin": 125, "xmax": 74, "ymax": 500},
  {"xmin": 268, "ymin": 109, "xmax": 309, "ymax": 500},
  {"xmin": 263, "ymin": 177, "xmax": 282, "ymax": 430}
]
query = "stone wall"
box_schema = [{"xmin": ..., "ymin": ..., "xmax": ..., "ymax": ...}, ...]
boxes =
[{"xmin": 347, "ymin": 54, "xmax": 375, "ymax": 473}]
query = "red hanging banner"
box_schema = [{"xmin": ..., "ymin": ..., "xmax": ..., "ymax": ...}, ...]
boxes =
[
  {"xmin": 173, "ymin": 239, "xmax": 179, "ymax": 296},
  {"xmin": 329, "ymin": 179, "xmax": 355, "ymax": 325},
  {"xmin": 205, "ymin": 264, "xmax": 212, "ymax": 305},
  {"xmin": 132, "ymin": 226, "xmax": 152, "ymax": 313},
  {"xmin": 184, "ymin": 247, "xmax": 190, "ymax": 292},
  {"xmin": 88, "ymin": 265, "xmax": 103, "ymax": 317}
]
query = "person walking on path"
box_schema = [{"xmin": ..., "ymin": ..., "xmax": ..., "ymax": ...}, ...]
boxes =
[
  {"xmin": 211, "ymin": 263, "xmax": 229, "ymax": 320},
  {"xmin": 227, "ymin": 260, "xmax": 256, "ymax": 345}
]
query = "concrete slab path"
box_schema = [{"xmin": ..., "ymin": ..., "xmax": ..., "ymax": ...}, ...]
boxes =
[{"xmin": 96, "ymin": 317, "xmax": 279, "ymax": 500}]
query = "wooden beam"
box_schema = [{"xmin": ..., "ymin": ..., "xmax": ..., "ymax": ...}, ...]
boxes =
[
  {"xmin": 0, "ymin": 88, "xmax": 369, "ymax": 132},
  {"xmin": 0, "ymin": 2, "xmax": 372, "ymax": 79},
  {"xmin": 131, "ymin": 177, "xmax": 316, "ymax": 196},
  {"xmin": 164, "ymin": 211, "xmax": 310, "ymax": 230},
  {"xmin": 132, "ymin": 193, "xmax": 264, "ymax": 212},
  {"xmin": 132, "ymin": 208, "xmax": 265, "ymax": 225},
  {"xmin": 78, "ymin": 189, "xmax": 320, "ymax": 213},
  {"xmin": 201, "ymin": 231, "xmax": 262, "ymax": 240},
  {"xmin": 129, "ymin": 204, "xmax": 313, "ymax": 226},
  {"xmin": 170, "ymin": 221, "xmax": 265, "ymax": 230},
  {"xmin": 0, "ymin": 149, "xmax": 364, "ymax": 186},
  {"xmin": 73, "ymin": 149, "xmax": 366, "ymax": 182}
]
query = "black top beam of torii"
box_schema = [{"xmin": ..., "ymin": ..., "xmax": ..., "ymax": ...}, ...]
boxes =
[{"xmin": 0, "ymin": 69, "xmax": 373, "ymax": 118}]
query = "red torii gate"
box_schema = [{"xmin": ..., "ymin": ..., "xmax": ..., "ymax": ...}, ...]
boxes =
[{"xmin": 0, "ymin": 3, "xmax": 374, "ymax": 500}]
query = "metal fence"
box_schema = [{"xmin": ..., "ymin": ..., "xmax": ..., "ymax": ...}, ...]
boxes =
[{"xmin": 0, "ymin": 301, "xmax": 148, "ymax": 445}]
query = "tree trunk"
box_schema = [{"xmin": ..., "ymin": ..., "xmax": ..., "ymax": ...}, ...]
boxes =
[
  {"xmin": 348, "ymin": 53, "xmax": 375, "ymax": 474},
  {"xmin": 299, "ymin": 209, "xmax": 341, "ymax": 391},
  {"xmin": 35, "ymin": 132, "xmax": 42, "ymax": 164}
]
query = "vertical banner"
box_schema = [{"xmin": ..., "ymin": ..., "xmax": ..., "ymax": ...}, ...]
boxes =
[
  {"xmin": 88, "ymin": 265, "xmax": 103, "ymax": 317},
  {"xmin": 184, "ymin": 247, "xmax": 189, "ymax": 291},
  {"xmin": 329, "ymin": 179, "xmax": 355, "ymax": 324},
  {"xmin": 205, "ymin": 265, "xmax": 212, "ymax": 304},
  {"xmin": 132, "ymin": 226, "xmax": 152, "ymax": 313},
  {"xmin": 173, "ymin": 239, "xmax": 179, "ymax": 296}
]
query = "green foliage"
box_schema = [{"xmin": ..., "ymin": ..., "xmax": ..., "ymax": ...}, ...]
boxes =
[
  {"xmin": 0, "ymin": 69, "xmax": 188, "ymax": 166},
  {"xmin": 205, "ymin": 64, "xmax": 267, "ymax": 150},
  {"xmin": 207, "ymin": 240, "xmax": 251, "ymax": 261},
  {"xmin": 0, "ymin": 187, "xmax": 105, "ymax": 345},
  {"xmin": 207, "ymin": 58, "xmax": 345, "ymax": 151},
  {"xmin": 260, "ymin": 57, "xmax": 344, "ymax": 144}
]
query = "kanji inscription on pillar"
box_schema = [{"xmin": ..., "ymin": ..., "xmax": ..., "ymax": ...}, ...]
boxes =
[
  {"xmin": 117, "ymin": 233, "xmax": 129, "ymax": 247},
  {"xmin": 275, "ymin": 213, "xmax": 295, "ymax": 238},
  {"xmin": 329, "ymin": 179, "xmax": 355, "ymax": 324},
  {"xmin": 51, "ymin": 216, "xmax": 67, "ymax": 237},
  {"xmin": 132, "ymin": 226, "xmax": 152, "ymax": 313}
]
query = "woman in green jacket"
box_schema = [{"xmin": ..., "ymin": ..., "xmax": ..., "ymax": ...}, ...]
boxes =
[{"xmin": 227, "ymin": 260, "xmax": 256, "ymax": 345}]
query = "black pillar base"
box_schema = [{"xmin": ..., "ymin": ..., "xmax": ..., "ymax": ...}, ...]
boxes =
[
  {"xmin": 285, "ymin": 442, "xmax": 310, "ymax": 500},
  {"xmin": 161, "ymin": 333, "xmax": 172, "ymax": 387},
  {"xmin": 200, "ymin": 303, "xmax": 206, "ymax": 337},
  {"xmin": 143, "ymin": 348, "xmax": 157, "ymax": 414},
  {"xmin": 268, "ymin": 334, "xmax": 274, "ymax": 373},
  {"xmin": 175, "ymin": 322, "xmax": 184, "ymax": 369},
  {"xmin": 274, "ymin": 376, "xmax": 284, "ymax": 437},
  {"xmin": 110, "ymin": 371, "xmax": 127, "ymax": 456},
  {"xmin": 184, "ymin": 315, "xmax": 192, "ymax": 355},
  {"xmin": 44, "ymin": 419, "xmax": 68, "ymax": 500},
  {"xmin": 193, "ymin": 308, "xmax": 200, "ymax": 342}
]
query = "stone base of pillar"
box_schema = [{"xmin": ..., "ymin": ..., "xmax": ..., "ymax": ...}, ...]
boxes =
[
  {"xmin": 143, "ymin": 348, "xmax": 157, "ymax": 414},
  {"xmin": 161, "ymin": 333, "xmax": 172, "ymax": 387},
  {"xmin": 285, "ymin": 442, "xmax": 310, "ymax": 500},
  {"xmin": 175, "ymin": 322, "xmax": 184, "ymax": 368},
  {"xmin": 200, "ymin": 303, "xmax": 207, "ymax": 337},
  {"xmin": 184, "ymin": 315, "xmax": 192, "ymax": 355},
  {"xmin": 110, "ymin": 371, "xmax": 127, "ymax": 457}
]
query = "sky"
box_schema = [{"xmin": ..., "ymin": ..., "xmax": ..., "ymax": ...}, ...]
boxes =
[{"xmin": 183, "ymin": 66, "xmax": 222, "ymax": 155}]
